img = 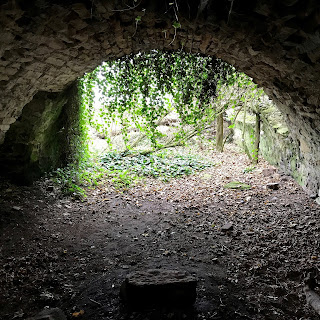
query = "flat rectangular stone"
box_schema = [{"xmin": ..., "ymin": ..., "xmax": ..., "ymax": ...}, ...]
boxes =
[
  {"xmin": 2, "ymin": 117, "xmax": 16, "ymax": 125},
  {"xmin": 27, "ymin": 307, "xmax": 66, "ymax": 320},
  {"xmin": 120, "ymin": 269, "xmax": 197, "ymax": 309}
]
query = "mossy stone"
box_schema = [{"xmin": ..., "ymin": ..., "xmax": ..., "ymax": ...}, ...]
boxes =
[{"xmin": 224, "ymin": 181, "xmax": 251, "ymax": 190}]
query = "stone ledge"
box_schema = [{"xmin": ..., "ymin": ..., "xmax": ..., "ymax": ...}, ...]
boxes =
[
  {"xmin": 120, "ymin": 269, "xmax": 197, "ymax": 310},
  {"xmin": 27, "ymin": 308, "xmax": 66, "ymax": 320}
]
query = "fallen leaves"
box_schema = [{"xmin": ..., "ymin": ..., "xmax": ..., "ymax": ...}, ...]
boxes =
[
  {"xmin": 1, "ymin": 144, "xmax": 319, "ymax": 320},
  {"xmin": 72, "ymin": 310, "xmax": 84, "ymax": 317}
]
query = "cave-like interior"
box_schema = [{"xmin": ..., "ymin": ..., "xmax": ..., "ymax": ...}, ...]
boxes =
[{"xmin": 0, "ymin": 0, "xmax": 319, "ymax": 197}]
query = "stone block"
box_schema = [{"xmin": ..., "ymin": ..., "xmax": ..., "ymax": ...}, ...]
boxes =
[
  {"xmin": 46, "ymin": 38, "xmax": 66, "ymax": 50},
  {"xmin": 46, "ymin": 57, "xmax": 65, "ymax": 67},
  {"xmin": 0, "ymin": 131, "xmax": 5, "ymax": 144},
  {"xmin": 0, "ymin": 60, "xmax": 10, "ymax": 67},
  {"xmin": 299, "ymin": 111, "xmax": 320, "ymax": 119},
  {"xmin": 25, "ymin": 61, "xmax": 47, "ymax": 72},
  {"xmin": 47, "ymin": 19, "xmax": 68, "ymax": 33},
  {"xmin": 25, "ymin": 34, "xmax": 48, "ymax": 45},
  {"xmin": 0, "ymin": 110, "xmax": 9, "ymax": 118},
  {"xmin": 66, "ymin": 62, "xmax": 86, "ymax": 73},
  {"xmin": 120, "ymin": 269, "xmax": 197, "ymax": 309},
  {"xmin": 27, "ymin": 308, "xmax": 66, "ymax": 320},
  {"xmin": 0, "ymin": 31, "xmax": 14, "ymax": 43},
  {"xmin": 72, "ymin": 3, "xmax": 91, "ymax": 19},
  {"xmin": 300, "ymin": 138, "xmax": 311, "ymax": 153},
  {"xmin": 0, "ymin": 124, "xmax": 10, "ymax": 131},
  {"xmin": 199, "ymin": 34, "xmax": 211, "ymax": 53},
  {"xmin": 70, "ymin": 19, "xmax": 88, "ymax": 31},
  {"xmin": 72, "ymin": 32, "xmax": 88, "ymax": 42},
  {"xmin": 308, "ymin": 47, "xmax": 320, "ymax": 63},
  {"xmin": 2, "ymin": 117, "xmax": 16, "ymax": 125},
  {"xmin": 0, "ymin": 74, "xmax": 9, "ymax": 81},
  {"xmin": 221, "ymin": 222, "xmax": 234, "ymax": 232},
  {"xmin": 65, "ymin": 48, "xmax": 79, "ymax": 58},
  {"xmin": 20, "ymin": 57, "xmax": 33, "ymax": 63},
  {"xmin": 101, "ymin": 39, "xmax": 110, "ymax": 50},
  {"xmin": 267, "ymin": 182, "xmax": 280, "ymax": 190},
  {"xmin": 34, "ymin": 45, "xmax": 53, "ymax": 56},
  {"xmin": 117, "ymin": 39, "xmax": 127, "ymax": 49},
  {"xmin": 95, "ymin": 2, "xmax": 108, "ymax": 14}
]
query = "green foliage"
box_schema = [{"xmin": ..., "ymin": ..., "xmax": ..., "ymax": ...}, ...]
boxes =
[
  {"xmin": 219, "ymin": 72, "xmax": 265, "ymax": 155},
  {"xmin": 52, "ymin": 160, "xmax": 105, "ymax": 198},
  {"xmin": 50, "ymin": 81, "xmax": 104, "ymax": 198},
  {"xmin": 101, "ymin": 151, "xmax": 214, "ymax": 183},
  {"xmin": 81, "ymin": 51, "xmax": 236, "ymax": 152},
  {"xmin": 51, "ymin": 53, "xmax": 266, "ymax": 197},
  {"xmin": 57, "ymin": 53, "xmax": 266, "ymax": 197},
  {"xmin": 110, "ymin": 170, "xmax": 138, "ymax": 189},
  {"xmin": 243, "ymin": 166, "xmax": 256, "ymax": 173},
  {"xmin": 223, "ymin": 181, "xmax": 251, "ymax": 190}
]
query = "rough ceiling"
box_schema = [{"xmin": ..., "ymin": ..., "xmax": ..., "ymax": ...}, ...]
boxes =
[{"xmin": 0, "ymin": 0, "xmax": 319, "ymax": 194}]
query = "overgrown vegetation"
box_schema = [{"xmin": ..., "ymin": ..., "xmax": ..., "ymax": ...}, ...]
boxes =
[
  {"xmin": 102, "ymin": 151, "xmax": 214, "ymax": 182},
  {"xmin": 82, "ymin": 51, "xmax": 237, "ymax": 153},
  {"xmin": 51, "ymin": 51, "xmax": 278, "ymax": 198},
  {"xmin": 51, "ymin": 160, "xmax": 104, "ymax": 198},
  {"xmin": 50, "ymin": 81, "xmax": 104, "ymax": 198}
]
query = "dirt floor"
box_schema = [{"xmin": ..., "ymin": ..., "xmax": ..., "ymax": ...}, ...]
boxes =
[{"xmin": 1, "ymin": 146, "xmax": 320, "ymax": 320}]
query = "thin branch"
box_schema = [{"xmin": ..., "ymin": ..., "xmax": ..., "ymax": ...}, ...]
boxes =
[
  {"xmin": 169, "ymin": 27, "xmax": 177, "ymax": 46},
  {"xmin": 227, "ymin": 0, "xmax": 234, "ymax": 25},
  {"xmin": 132, "ymin": 16, "xmax": 141, "ymax": 37},
  {"xmin": 89, "ymin": 298, "xmax": 103, "ymax": 307},
  {"xmin": 173, "ymin": 0, "xmax": 179, "ymax": 21},
  {"xmin": 112, "ymin": 0, "xmax": 143, "ymax": 12},
  {"xmin": 222, "ymin": 104, "xmax": 244, "ymax": 147}
]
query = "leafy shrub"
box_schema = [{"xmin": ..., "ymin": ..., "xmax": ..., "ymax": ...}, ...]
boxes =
[
  {"xmin": 101, "ymin": 151, "xmax": 214, "ymax": 182},
  {"xmin": 51, "ymin": 160, "xmax": 105, "ymax": 198}
]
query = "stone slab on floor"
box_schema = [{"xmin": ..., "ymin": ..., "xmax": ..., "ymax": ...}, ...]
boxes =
[
  {"xmin": 27, "ymin": 308, "xmax": 66, "ymax": 320},
  {"xmin": 120, "ymin": 269, "xmax": 197, "ymax": 309}
]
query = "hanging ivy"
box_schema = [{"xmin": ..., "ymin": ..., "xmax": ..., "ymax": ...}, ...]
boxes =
[{"xmin": 81, "ymin": 50, "xmax": 237, "ymax": 152}]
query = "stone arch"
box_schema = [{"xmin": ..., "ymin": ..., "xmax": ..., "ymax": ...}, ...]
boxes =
[{"xmin": 0, "ymin": 0, "xmax": 319, "ymax": 194}]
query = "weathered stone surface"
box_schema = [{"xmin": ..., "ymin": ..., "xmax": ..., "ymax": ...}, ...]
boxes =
[
  {"xmin": 27, "ymin": 308, "xmax": 66, "ymax": 320},
  {"xmin": 120, "ymin": 269, "xmax": 197, "ymax": 309},
  {"xmin": 0, "ymin": 83, "xmax": 81, "ymax": 183},
  {"xmin": 221, "ymin": 222, "xmax": 234, "ymax": 232},
  {"xmin": 0, "ymin": 0, "xmax": 319, "ymax": 194},
  {"xmin": 262, "ymin": 168, "xmax": 277, "ymax": 177},
  {"xmin": 267, "ymin": 183, "xmax": 280, "ymax": 190}
]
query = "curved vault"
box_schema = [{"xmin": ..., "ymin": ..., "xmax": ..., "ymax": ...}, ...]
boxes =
[{"xmin": 0, "ymin": 0, "xmax": 319, "ymax": 196}]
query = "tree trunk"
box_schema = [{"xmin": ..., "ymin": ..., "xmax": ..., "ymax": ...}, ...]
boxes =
[
  {"xmin": 252, "ymin": 112, "xmax": 261, "ymax": 164},
  {"xmin": 242, "ymin": 102, "xmax": 252, "ymax": 161},
  {"xmin": 216, "ymin": 112, "xmax": 224, "ymax": 152}
]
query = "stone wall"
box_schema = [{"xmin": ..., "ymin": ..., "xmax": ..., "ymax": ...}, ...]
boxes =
[
  {"xmin": 234, "ymin": 101, "xmax": 320, "ymax": 199},
  {"xmin": 0, "ymin": 82, "xmax": 81, "ymax": 183},
  {"xmin": 0, "ymin": 0, "xmax": 320, "ymax": 194}
]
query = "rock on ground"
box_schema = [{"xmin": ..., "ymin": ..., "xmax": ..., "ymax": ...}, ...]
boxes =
[
  {"xmin": 120, "ymin": 269, "xmax": 197, "ymax": 309},
  {"xmin": 27, "ymin": 308, "xmax": 66, "ymax": 320}
]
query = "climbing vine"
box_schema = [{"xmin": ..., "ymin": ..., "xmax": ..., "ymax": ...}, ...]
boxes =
[
  {"xmin": 53, "ymin": 52, "xmax": 267, "ymax": 197},
  {"xmin": 82, "ymin": 50, "xmax": 237, "ymax": 153}
]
